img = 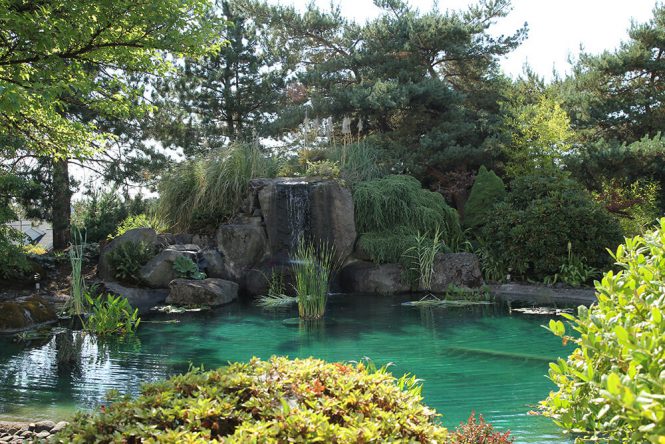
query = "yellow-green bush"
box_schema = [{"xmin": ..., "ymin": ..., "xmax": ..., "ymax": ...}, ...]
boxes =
[
  {"xmin": 54, "ymin": 356, "xmax": 448, "ymax": 443},
  {"xmin": 541, "ymin": 219, "xmax": 665, "ymax": 442}
]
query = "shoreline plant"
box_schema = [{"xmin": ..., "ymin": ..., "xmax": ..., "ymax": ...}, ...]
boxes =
[{"xmin": 68, "ymin": 228, "xmax": 86, "ymax": 316}]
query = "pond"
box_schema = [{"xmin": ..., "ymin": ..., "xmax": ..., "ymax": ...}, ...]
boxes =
[{"xmin": 0, "ymin": 294, "xmax": 573, "ymax": 443}]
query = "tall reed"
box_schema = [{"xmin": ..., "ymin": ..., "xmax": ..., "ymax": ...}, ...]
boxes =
[
  {"xmin": 405, "ymin": 228, "xmax": 443, "ymax": 292},
  {"xmin": 291, "ymin": 239, "xmax": 337, "ymax": 320},
  {"xmin": 69, "ymin": 228, "xmax": 86, "ymax": 316}
]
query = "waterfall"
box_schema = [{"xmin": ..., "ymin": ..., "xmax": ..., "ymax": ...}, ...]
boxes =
[{"xmin": 281, "ymin": 182, "xmax": 311, "ymax": 250}]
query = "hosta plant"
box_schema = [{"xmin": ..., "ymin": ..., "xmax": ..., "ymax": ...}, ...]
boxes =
[{"xmin": 541, "ymin": 218, "xmax": 665, "ymax": 443}]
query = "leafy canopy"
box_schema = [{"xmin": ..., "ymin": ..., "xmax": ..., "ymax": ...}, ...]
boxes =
[{"xmin": 0, "ymin": 0, "xmax": 223, "ymax": 158}]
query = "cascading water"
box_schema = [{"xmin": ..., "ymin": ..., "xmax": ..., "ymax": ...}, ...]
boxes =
[{"xmin": 281, "ymin": 182, "xmax": 311, "ymax": 250}]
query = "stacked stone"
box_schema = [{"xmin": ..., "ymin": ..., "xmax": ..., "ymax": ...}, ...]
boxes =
[{"xmin": 0, "ymin": 420, "xmax": 68, "ymax": 443}]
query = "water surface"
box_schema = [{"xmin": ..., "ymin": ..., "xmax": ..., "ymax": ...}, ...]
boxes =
[{"xmin": 0, "ymin": 294, "xmax": 573, "ymax": 443}]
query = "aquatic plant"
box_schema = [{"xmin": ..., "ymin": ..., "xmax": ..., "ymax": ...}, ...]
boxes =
[
  {"xmin": 541, "ymin": 218, "xmax": 665, "ymax": 442},
  {"xmin": 107, "ymin": 241, "xmax": 154, "ymax": 284},
  {"xmin": 257, "ymin": 270, "xmax": 297, "ymax": 308},
  {"xmin": 53, "ymin": 356, "xmax": 448, "ymax": 442},
  {"xmin": 292, "ymin": 239, "xmax": 337, "ymax": 320},
  {"xmin": 405, "ymin": 229, "xmax": 443, "ymax": 292},
  {"xmin": 83, "ymin": 293, "xmax": 140, "ymax": 336},
  {"xmin": 68, "ymin": 228, "xmax": 86, "ymax": 316},
  {"xmin": 172, "ymin": 256, "xmax": 206, "ymax": 280}
]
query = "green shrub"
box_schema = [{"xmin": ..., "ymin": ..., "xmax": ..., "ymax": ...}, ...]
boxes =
[
  {"xmin": 305, "ymin": 160, "xmax": 340, "ymax": 178},
  {"xmin": 83, "ymin": 293, "xmax": 140, "ymax": 336},
  {"xmin": 463, "ymin": 166, "xmax": 506, "ymax": 230},
  {"xmin": 54, "ymin": 356, "xmax": 448, "ymax": 443},
  {"xmin": 480, "ymin": 174, "xmax": 623, "ymax": 279},
  {"xmin": 0, "ymin": 225, "xmax": 30, "ymax": 280},
  {"xmin": 353, "ymin": 175, "xmax": 463, "ymax": 264},
  {"xmin": 541, "ymin": 219, "xmax": 665, "ymax": 442},
  {"xmin": 111, "ymin": 214, "xmax": 169, "ymax": 239},
  {"xmin": 173, "ymin": 256, "xmax": 206, "ymax": 280},
  {"xmin": 157, "ymin": 143, "xmax": 276, "ymax": 232},
  {"xmin": 107, "ymin": 241, "xmax": 154, "ymax": 284}
]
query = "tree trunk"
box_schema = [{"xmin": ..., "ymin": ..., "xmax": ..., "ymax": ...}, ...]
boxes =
[{"xmin": 52, "ymin": 158, "xmax": 71, "ymax": 251}]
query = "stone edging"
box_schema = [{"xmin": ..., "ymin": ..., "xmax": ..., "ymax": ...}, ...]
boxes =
[
  {"xmin": 0, "ymin": 420, "xmax": 68, "ymax": 443},
  {"xmin": 491, "ymin": 283, "xmax": 596, "ymax": 306}
]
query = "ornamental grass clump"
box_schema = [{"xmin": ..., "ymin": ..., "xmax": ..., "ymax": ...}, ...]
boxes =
[
  {"xmin": 53, "ymin": 356, "xmax": 449, "ymax": 443},
  {"xmin": 541, "ymin": 218, "xmax": 665, "ymax": 442},
  {"xmin": 353, "ymin": 175, "xmax": 462, "ymax": 264}
]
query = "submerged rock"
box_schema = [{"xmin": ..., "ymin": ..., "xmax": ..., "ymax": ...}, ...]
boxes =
[
  {"xmin": 166, "ymin": 278, "xmax": 239, "ymax": 306},
  {"xmin": 0, "ymin": 296, "xmax": 57, "ymax": 333},
  {"xmin": 339, "ymin": 261, "xmax": 410, "ymax": 295}
]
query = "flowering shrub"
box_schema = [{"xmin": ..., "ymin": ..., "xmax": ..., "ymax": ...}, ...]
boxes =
[{"xmin": 54, "ymin": 356, "xmax": 449, "ymax": 443}]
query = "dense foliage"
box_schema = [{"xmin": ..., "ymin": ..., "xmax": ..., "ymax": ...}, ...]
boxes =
[
  {"xmin": 112, "ymin": 214, "xmax": 168, "ymax": 239},
  {"xmin": 54, "ymin": 356, "xmax": 448, "ymax": 442},
  {"xmin": 83, "ymin": 294, "xmax": 140, "ymax": 336},
  {"xmin": 107, "ymin": 241, "xmax": 154, "ymax": 284},
  {"xmin": 354, "ymin": 175, "xmax": 463, "ymax": 264},
  {"xmin": 542, "ymin": 218, "xmax": 665, "ymax": 442},
  {"xmin": 157, "ymin": 143, "xmax": 276, "ymax": 232},
  {"xmin": 480, "ymin": 174, "xmax": 622, "ymax": 279},
  {"xmin": 463, "ymin": 166, "xmax": 506, "ymax": 230}
]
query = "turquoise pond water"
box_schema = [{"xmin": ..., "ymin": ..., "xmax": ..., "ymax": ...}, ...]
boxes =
[{"xmin": 0, "ymin": 294, "xmax": 574, "ymax": 443}]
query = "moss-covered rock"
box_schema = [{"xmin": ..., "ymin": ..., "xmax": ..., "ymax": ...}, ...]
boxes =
[
  {"xmin": 54, "ymin": 356, "xmax": 449, "ymax": 443},
  {"xmin": 0, "ymin": 296, "xmax": 57, "ymax": 333}
]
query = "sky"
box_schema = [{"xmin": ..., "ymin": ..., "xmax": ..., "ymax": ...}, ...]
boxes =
[{"xmin": 270, "ymin": 0, "xmax": 657, "ymax": 80}]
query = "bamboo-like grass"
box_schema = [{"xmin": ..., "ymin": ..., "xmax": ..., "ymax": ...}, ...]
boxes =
[{"xmin": 405, "ymin": 228, "xmax": 443, "ymax": 292}]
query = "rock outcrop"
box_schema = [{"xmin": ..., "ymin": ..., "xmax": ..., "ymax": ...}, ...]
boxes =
[
  {"xmin": 138, "ymin": 248, "xmax": 196, "ymax": 289},
  {"xmin": 340, "ymin": 261, "xmax": 410, "ymax": 295},
  {"xmin": 166, "ymin": 279, "xmax": 239, "ymax": 306},
  {"xmin": 429, "ymin": 253, "xmax": 483, "ymax": 292},
  {"xmin": 0, "ymin": 296, "xmax": 58, "ymax": 333}
]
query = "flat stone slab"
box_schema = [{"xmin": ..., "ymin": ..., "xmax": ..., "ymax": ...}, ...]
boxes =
[
  {"xmin": 491, "ymin": 283, "xmax": 596, "ymax": 306},
  {"xmin": 166, "ymin": 278, "xmax": 239, "ymax": 307}
]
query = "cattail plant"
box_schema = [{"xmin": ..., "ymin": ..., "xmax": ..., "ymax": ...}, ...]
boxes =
[
  {"xmin": 291, "ymin": 239, "xmax": 337, "ymax": 320},
  {"xmin": 68, "ymin": 228, "xmax": 87, "ymax": 316}
]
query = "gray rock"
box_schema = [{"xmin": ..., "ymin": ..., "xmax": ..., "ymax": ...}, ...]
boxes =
[
  {"xmin": 166, "ymin": 279, "xmax": 238, "ymax": 306},
  {"xmin": 200, "ymin": 248, "xmax": 231, "ymax": 279},
  {"xmin": 30, "ymin": 421, "xmax": 54, "ymax": 433},
  {"xmin": 192, "ymin": 234, "xmax": 215, "ymax": 248},
  {"xmin": 340, "ymin": 261, "xmax": 410, "ymax": 295},
  {"xmin": 50, "ymin": 421, "xmax": 68, "ymax": 434},
  {"xmin": 165, "ymin": 244, "xmax": 200, "ymax": 253},
  {"xmin": 216, "ymin": 224, "xmax": 268, "ymax": 280},
  {"xmin": 98, "ymin": 228, "xmax": 157, "ymax": 280},
  {"xmin": 139, "ymin": 249, "xmax": 194, "ymax": 288},
  {"xmin": 308, "ymin": 180, "xmax": 356, "ymax": 263},
  {"xmin": 174, "ymin": 233, "xmax": 194, "ymax": 244},
  {"xmin": 103, "ymin": 281, "xmax": 169, "ymax": 313},
  {"xmin": 35, "ymin": 430, "xmax": 50, "ymax": 439},
  {"xmin": 429, "ymin": 253, "xmax": 483, "ymax": 292}
]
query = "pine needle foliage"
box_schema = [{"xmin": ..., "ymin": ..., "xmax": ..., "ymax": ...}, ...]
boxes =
[
  {"xmin": 157, "ymin": 143, "xmax": 276, "ymax": 232},
  {"xmin": 353, "ymin": 175, "xmax": 463, "ymax": 264}
]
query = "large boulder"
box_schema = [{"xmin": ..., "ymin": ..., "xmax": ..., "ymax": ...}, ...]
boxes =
[
  {"xmin": 103, "ymin": 281, "xmax": 169, "ymax": 313},
  {"xmin": 216, "ymin": 224, "xmax": 268, "ymax": 280},
  {"xmin": 429, "ymin": 253, "xmax": 483, "ymax": 292},
  {"xmin": 250, "ymin": 178, "xmax": 356, "ymax": 263},
  {"xmin": 98, "ymin": 228, "xmax": 157, "ymax": 280},
  {"xmin": 340, "ymin": 261, "xmax": 410, "ymax": 295},
  {"xmin": 309, "ymin": 180, "xmax": 356, "ymax": 262},
  {"xmin": 200, "ymin": 248, "xmax": 232, "ymax": 279},
  {"xmin": 139, "ymin": 248, "xmax": 196, "ymax": 289},
  {"xmin": 166, "ymin": 278, "xmax": 238, "ymax": 306},
  {"xmin": 0, "ymin": 296, "xmax": 57, "ymax": 333}
]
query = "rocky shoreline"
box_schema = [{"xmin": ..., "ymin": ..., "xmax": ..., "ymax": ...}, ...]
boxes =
[{"xmin": 0, "ymin": 420, "xmax": 68, "ymax": 443}]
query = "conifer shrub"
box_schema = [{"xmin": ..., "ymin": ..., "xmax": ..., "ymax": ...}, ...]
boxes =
[
  {"xmin": 353, "ymin": 175, "xmax": 463, "ymax": 264},
  {"xmin": 480, "ymin": 174, "xmax": 622, "ymax": 279},
  {"xmin": 541, "ymin": 219, "xmax": 665, "ymax": 442},
  {"xmin": 463, "ymin": 166, "xmax": 506, "ymax": 230},
  {"xmin": 54, "ymin": 356, "xmax": 449, "ymax": 443}
]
